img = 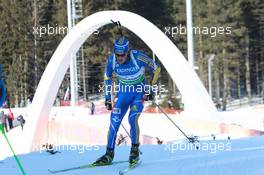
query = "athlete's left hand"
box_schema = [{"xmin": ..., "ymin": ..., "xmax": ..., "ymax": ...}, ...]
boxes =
[{"xmin": 144, "ymin": 92, "xmax": 154, "ymax": 101}]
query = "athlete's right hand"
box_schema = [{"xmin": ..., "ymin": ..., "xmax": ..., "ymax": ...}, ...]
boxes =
[{"xmin": 105, "ymin": 99, "xmax": 112, "ymax": 110}]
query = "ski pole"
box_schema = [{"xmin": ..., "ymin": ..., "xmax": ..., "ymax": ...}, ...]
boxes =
[
  {"xmin": 121, "ymin": 123, "xmax": 130, "ymax": 138},
  {"xmin": 111, "ymin": 20, "xmax": 123, "ymax": 36},
  {"xmin": 120, "ymin": 123, "xmax": 143, "ymax": 154},
  {"xmin": 152, "ymin": 101, "xmax": 199, "ymax": 148},
  {"xmin": 0, "ymin": 124, "xmax": 27, "ymax": 175}
]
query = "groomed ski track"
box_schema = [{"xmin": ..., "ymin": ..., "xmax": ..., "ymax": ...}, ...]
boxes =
[{"xmin": 1, "ymin": 135, "xmax": 264, "ymax": 175}]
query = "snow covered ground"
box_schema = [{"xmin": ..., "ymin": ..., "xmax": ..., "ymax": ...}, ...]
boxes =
[
  {"xmin": 219, "ymin": 105, "xmax": 264, "ymax": 131},
  {"xmin": 1, "ymin": 135, "xmax": 264, "ymax": 175},
  {"xmin": 1, "ymin": 104, "xmax": 263, "ymax": 174}
]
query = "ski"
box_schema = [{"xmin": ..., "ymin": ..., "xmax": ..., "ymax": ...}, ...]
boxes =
[
  {"xmin": 48, "ymin": 160, "xmax": 128, "ymax": 174},
  {"xmin": 118, "ymin": 161, "xmax": 142, "ymax": 175}
]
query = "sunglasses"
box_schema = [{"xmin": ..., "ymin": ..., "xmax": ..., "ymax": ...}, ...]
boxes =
[{"xmin": 115, "ymin": 53, "xmax": 126, "ymax": 57}]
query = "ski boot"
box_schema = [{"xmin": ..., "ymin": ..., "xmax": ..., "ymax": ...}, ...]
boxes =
[
  {"xmin": 129, "ymin": 144, "xmax": 140, "ymax": 167},
  {"xmin": 93, "ymin": 148, "xmax": 114, "ymax": 166}
]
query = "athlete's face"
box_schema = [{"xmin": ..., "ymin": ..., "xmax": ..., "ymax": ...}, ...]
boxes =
[{"xmin": 116, "ymin": 52, "xmax": 128, "ymax": 64}]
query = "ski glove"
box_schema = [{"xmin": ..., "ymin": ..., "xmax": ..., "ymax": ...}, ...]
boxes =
[
  {"xmin": 144, "ymin": 92, "xmax": 154, "ymax": 101},
  {"xmin": 105, "ymin": 99, "xmax": 112, "ymax": 110}
]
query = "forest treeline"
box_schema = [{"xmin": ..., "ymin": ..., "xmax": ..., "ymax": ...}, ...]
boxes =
[{"xmin": 0, "ymin": 0, "xmax": 263, "ymax": 107}]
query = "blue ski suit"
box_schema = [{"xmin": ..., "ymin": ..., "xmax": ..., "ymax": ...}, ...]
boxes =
[
  {"xmin": 104, "ymin": 50, "xmax": 160, "ymax": 149},
  {"xmin": 0, "ymin": 65, "xmax": 6, "ymax": 107}
]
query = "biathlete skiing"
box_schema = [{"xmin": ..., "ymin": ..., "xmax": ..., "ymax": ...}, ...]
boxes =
[{"xmin": 93, "ymin": 36, "xmax": 160, "ymax": 167}]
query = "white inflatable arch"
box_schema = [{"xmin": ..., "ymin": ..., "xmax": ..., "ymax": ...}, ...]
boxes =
[{"xmin": 28, "ymin": 11, "xmax": 219, "ymax": 150}]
